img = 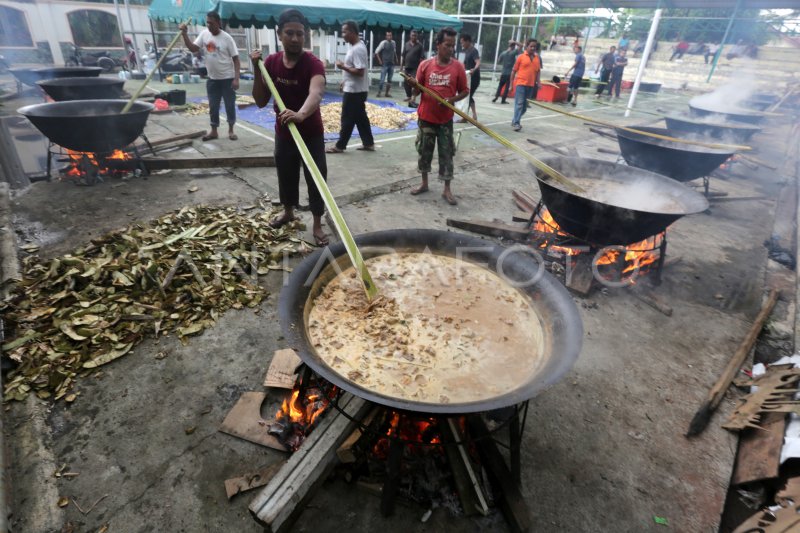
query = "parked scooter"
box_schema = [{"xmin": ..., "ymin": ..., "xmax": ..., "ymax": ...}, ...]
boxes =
[
  {"xmin": 65, "ymin": 44, "xmax": 125, "ymax": 72},
  {"xmin": 144, "ymin": 48, "xmax": 193, "ymax": 73}
]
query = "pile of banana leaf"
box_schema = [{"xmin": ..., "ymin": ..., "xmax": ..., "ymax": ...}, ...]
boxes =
[{"xmin": 1, "ymin": 203, "xmax": 310, "ymax": 402}]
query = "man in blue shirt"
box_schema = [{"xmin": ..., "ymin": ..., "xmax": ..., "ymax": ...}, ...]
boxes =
[{"xmin": 564, "ymin": 45, "xmax": 585, "ymax": 106}]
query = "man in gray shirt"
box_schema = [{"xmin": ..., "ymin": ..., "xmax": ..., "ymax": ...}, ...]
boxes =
[
  {"xmin": 492, "ymin": 40, "xmax": 520, "ymax": 104},
  {"xmin": 374, "ymin": 31, "xmax": 398, "ymax": 97},
  {"xmin": 327, "ymin": 20, "xmax": 375, "ymax": 153}
]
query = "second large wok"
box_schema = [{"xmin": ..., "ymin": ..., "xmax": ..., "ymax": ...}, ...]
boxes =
[
  {"xmin": 17, "ymin": 99, "xmax": 153, "ymax": 153},
  {"xmin": 280, "ymin": 229, "xmax": 583, "ymax": 414},
  {"xmin": 617, "ymin": 126, "xmax": 735, "ymax": 182},
  {"xmin": 37, "ymin": 77, "xmax": 125, "ymax": 101},
  {"xmin": 533, "ymin": 156, "xmax": 709, "ymax": 245}
]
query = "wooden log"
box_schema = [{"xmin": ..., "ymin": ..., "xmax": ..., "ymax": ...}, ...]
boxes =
[
  {"xmin": 511, "ymin": 190, "xmax": 538, "ymax": 213},
  {"xmin": 336, "ymin": 406, "xmax": 381, "ymax": 464},
  {"xmin": 565, "ymin": 254, "xmax": 594, "ymax": 296},
  {"xmin": 106, "ymin": 155, "xmax": 276, "ymax": 172},
  {"xmin": 249, "ymin": 393, "xmax": 371, "ymax": 532},
  {"xmin": 446, "ymin": 218, "xmax": 531, "ymax": 241},
  {"xmin": 632, "ymin": 287, "xmax": 673, "ymax": 317},
  {"xmin": 467, "ymin": 415, "xmax": 530, "ymax": 533},
  {"xmin": 512, "ymin": 211, "xmax": 534, "ymax": 223},
  {"xmin": 526, "ymin": 138, "xmax": 570, "ymax": 156},
  {"xmin": 442, "ymin": 418, "xmax": 489, "ymax": 516},
  {"xmin": 686, "ymin": 289, "xmax": 780, "ymax": 437}
]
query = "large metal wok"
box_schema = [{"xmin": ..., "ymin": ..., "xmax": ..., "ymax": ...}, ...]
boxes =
[
  {"xmin": 617, "ymin": 126, "xmax": 735, "ymax": 182},
  {"xmin": 37, "ymin": 77, "xmax": 124, "ymax": 101},
  {"xmin": 279, "ymin": 229, "xmax": 583, "ymax": 414},
  {"xmin": 10, "ymin": 66, "xmax": 103, "ymax": 87},
  {"xmin": 17, "ymin": 99, "xmax": 153, "ymax": 153},
  {"xmin": 665, "ymin": 115, "xmax": 761, "ymax": 144},
  {"xmin": 688, "ymin": 98, "xmax": 765, "ymax": 125},
  {"xmin": 533, "ymin": 156, "xmax": 709, "ymax": 245},
  {"xmin": 745, "ymin": 93, "xmax": 779, "ymax": 111}
]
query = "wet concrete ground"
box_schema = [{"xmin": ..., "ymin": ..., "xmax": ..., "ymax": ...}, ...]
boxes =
[{"xmin": 2, "ymin": 73, "xmax": 798, "ymax": 532}]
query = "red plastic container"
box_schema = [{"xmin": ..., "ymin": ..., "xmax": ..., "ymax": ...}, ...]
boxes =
[{"xmin": 536, "ymin": 81, "xmax": 569, "ymax": 103}]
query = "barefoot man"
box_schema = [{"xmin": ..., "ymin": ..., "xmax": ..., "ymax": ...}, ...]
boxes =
[
  {"xmin": 251, "ymin": 9, "xmax": 329, "ymax": 246},
  {"xmin": 408, "ymin": 27, "xmax": 468, "ymax": 206}
]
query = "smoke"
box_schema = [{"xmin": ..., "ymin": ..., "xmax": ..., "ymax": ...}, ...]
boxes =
[{"xmin": 689, "ymin": 69, "xmax": 759, "ymax": 112}]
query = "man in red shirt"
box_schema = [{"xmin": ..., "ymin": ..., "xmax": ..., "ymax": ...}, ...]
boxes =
[
  {"xmin": 250, "ymin": 9, "xmax": 329, "ymax": 246},
  {"xmin": 407, "ymin": 27, "xmax": 468, "ymax": 205}
]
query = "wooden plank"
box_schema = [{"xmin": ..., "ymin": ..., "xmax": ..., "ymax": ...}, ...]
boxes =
[
  {"xmin": 218, "ymin": 392, "xmax": 287, "ymax": 451},
  {"xmin": 143, "ymin": 156, "xmax": 276, "ymax": 170},
  {"xmin": 263, "ymin": 349, "xmax": 302, "ymax": 389},
  {"xmin": 443, "ymin": 418, "xmax": 489, "ymax": 516},
  {"xmin": 249, "ymin": 393, "xmax": 371, "ymax": 532},
  {"xmin": 632, "ymin": 287, "xmax": 673, "ymax": 317},
  {"xmin": 732, "ymin": 411, "xmax": 785, "ymax": 485},
  {"xmin": 446, "ymin": 218, "xmax": 530, "ymax": 241},
  {"xmin": 225, "ymin": 460, "xmax": 288, "ymax": 500},
  {"xmin": 565, "ymin": 254, "xmax": 594, "ymax": 296},
  {"xmin": 511, "ymin": 190, "xmax": 538, "ymax": 213},
  {"xmin": 336, "ymin": 405, "xmax": 380, "ymax": 464},
  {"xmin": 511, "ymin": 211, "xmax": 533, "ymax": 223},
  {"xmin": 467, "ymin": 415, "xmax": 531, "ymax": 533}
]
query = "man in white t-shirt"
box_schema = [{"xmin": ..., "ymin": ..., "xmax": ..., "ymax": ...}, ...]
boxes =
[
  {"xmin": 180, "ymin": 12, "xmax": 240, "ymax": 141},
  {"xmin": 326, "ymin": 20, "xmax": 374, "ymax": 153}
]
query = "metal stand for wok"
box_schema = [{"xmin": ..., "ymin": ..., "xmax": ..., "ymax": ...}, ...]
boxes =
[{"xmin": 44, "ymin": 134, "xmax": 155, "ymax": 185}]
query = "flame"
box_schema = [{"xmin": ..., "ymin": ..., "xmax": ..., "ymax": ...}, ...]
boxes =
[
  {"xmin": 61, "ymin": 149, "xmax": 132, "ymax": 180},
  {"xmin": 533, "ymin": 206, "xmax": 663, "ymax": 274},
  {"xmin": 106, "ymin": 149, "xmax": 132, "ymax": 161},
  {"xmin": 275, "ymin": 386, "xmax": 331, "ymax": 427}
]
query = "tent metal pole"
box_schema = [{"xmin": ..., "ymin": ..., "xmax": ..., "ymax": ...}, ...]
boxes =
[
  {"xmin": 149, "ymin": 19, "xmax": 163, "ymax": 82},
  {"xmin": 625, "ymin": 8, "xmax": 662, "ymax": 117},
  {"xmin": 584, "ymin": 0, "xmax": 597, "ymax": 51},
  {"xmin": 516, "ymin": 0, "xmax": 525, "ymax": 42},
  {"xmin": 707, "ymin": 0, "xmax": 741, "ymax": 83},
  {"xmin": 112, "ymin": 0, "xmax": 128, "ymax": 65},
  {"xmin": 492, "ymin": 0, "xmax": 508, "ymax": 82},
  {"xmin": 477, "ymin": 0, "xmax": 486, "ymax": 45},
  {"xmin": 532, "ymin": 0, "xmax": 541, "ymax": 39},
  {"xmin": 430, "ymin": 0, "xmax": 438, "ymax": 57}
]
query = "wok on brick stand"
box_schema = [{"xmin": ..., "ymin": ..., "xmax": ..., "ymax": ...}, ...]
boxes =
[{"xmin": 249, "ymin": 230, "xmax": 583, "ymax": 531}]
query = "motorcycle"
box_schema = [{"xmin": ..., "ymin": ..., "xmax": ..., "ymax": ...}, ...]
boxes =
[
  {"xmin": 65, "ymin": 44, "xmax": 125, "ymax": 72},
  {"xmin": 144, "ymin": 49, "xmax": 193, "ymax": 73}
]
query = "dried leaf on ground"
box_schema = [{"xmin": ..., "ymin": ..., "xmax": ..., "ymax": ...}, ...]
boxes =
[
  {"xmin": 320, "ymin": 102, "xmax": 416, "ymax": 133},
  {"xmin": 2, "ymin": 203, "xmax": 307, "ymax": 403}
]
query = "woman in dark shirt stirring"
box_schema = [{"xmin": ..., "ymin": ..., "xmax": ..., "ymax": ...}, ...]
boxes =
[{"xmin": 251, "ymin": 9, "xmax": 329, "ymax": 246}]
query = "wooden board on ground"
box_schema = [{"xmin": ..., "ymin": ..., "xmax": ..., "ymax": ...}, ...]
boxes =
[
  {"xmin": 732, "ymin": 411, "xmax": 785, "ymax": 485},
  {"xmin": 264, "ymin": 349, "xmax": 302, "ymax": 389},
  {"xmin": 249, "ymin": 393, "xmax": 371, "ymax": 532},
  {"xmin": 225, "ymin": 460, "xmax": 288, "ymax": 499},
  {"xmin": 565, "ymin": 254, "xmax": 594, "ymax": 296},
  {"xmin": 219, "ymin": 391, "xmax": 287, "ymax": 451},
  {"xmin": 446, "ymin": 218, "xmax": 530, "ymax": 241}
]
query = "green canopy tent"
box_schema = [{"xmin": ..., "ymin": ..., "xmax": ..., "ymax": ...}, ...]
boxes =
[{"xmin": 148, "ymin": 0, "xmax": 463, "ymax": 31}]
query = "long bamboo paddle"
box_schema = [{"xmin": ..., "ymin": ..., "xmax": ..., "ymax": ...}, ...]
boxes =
[
  {"xmin": 121, "ymin": 22, "xmax": 189, "ymax": 114},
  {"xmin": 257, "ymin": 59, "xmax": 378, "ymax": 301},
  {"xmin": 400, "ymin": 72, "xmax": 585, "ymax": 194},
  {"xmin": 528, "ymin": 100, "xmax": 752, "ymax": 152}
]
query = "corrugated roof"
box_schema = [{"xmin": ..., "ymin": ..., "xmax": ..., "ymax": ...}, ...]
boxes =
[{"xmin": 148, "ymin": 0, "xmax": 463, "ymax": 31}]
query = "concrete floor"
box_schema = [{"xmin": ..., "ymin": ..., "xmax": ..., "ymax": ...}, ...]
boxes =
[{"xmin": 2, "ymin": 72, "xmax": 798, "ymax": 532}]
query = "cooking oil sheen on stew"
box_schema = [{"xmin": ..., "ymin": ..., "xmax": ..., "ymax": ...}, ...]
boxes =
[{"xmin": 307, "ymin": 253, "xmax": 545, "ymax": 404}]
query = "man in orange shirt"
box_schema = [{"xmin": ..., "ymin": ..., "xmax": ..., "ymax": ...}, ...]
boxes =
[{"xmin": 510, "ymin": 39, "xmax": 540, "ymax": 131}]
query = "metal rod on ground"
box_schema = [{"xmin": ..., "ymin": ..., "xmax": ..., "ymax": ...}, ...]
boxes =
[
  {"xmin": 400, "ymin": 71, "xmax": 584, "ymax": 193},
  {"xmin": 121, "ymin": 23, "xmax": 188, "ymax": 114},
  {"xmin": 257, "ymin": 59, "xmax": 378, "ymax": 300},
  {"xmin": 686, "ymin": 289, "xmax": 779, "ymax": 437},
  {"xmin": 625, "ymin": 8, "xmax": 661, "ymax": 118},
  {"xmin": 530, "ymin": 100, "xmax": 751, "ymax": 152}
]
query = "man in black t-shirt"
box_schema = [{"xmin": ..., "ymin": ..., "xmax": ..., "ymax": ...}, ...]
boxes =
[
  {"xmin": 401, "ymin": 30, "xmax": 424, "ymax": 108},
  {"xmin": 594, "ymin": 45, "xmax": 616, "ymax": 96}
]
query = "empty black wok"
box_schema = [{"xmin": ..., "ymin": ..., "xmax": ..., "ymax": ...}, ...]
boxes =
[
  {"xmin": 37, "ymin": 77, "xmax": 125, "ymax": 101},
  {"xmin": 665, "ymin": 115, "xmax": 761, "ymax": 144},
  {"xmin": 279, "ymin": 229, "xmax": 583, "ymax": 414},
  {"xmin": 617, "ymin": 126, "xmax": 735, "ymax": 182},
  {"xmin": 9, "ymin": 66, "xmax": 102, "ymax": 88},
  {"xmin": 533, "ymin": 157, "xmax": 709, "ymax": 245},
  {"xmin": 688, "ymin": 98, "xmax": 765, "ymax": 125},
  {"xmin": 18, "ymin": 99, "xmax": 153, "ymax": 153}
]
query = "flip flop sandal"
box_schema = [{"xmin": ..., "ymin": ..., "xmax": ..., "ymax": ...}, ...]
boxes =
[
  {"xmin": 357, "ymin": 145, "xmax": 375, "ymax": 151},
  {"xmin": 269, "ymin": 215, "xmax": 297, "ymax": 229},
  {"xmin": 410, "ymin": 186, "xmax": 429, "ymax": 196},
  {"xmin": 201, "ymin": 134, "xmax": 218, "ymax": 141},
  {"xmin": 314, "ymin": 234, "xmax": 330, "ymax": 246},
  {"xmin": 325, "ymin": 146, "xmax": 345, "ymax": 154},
  {"xmin": 442, "ymin": 193, "xmax": 458, "ymax": 206},
  {"xmin": 229, "ymin": 133, "xmax": 238, "ymax": 140}
]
